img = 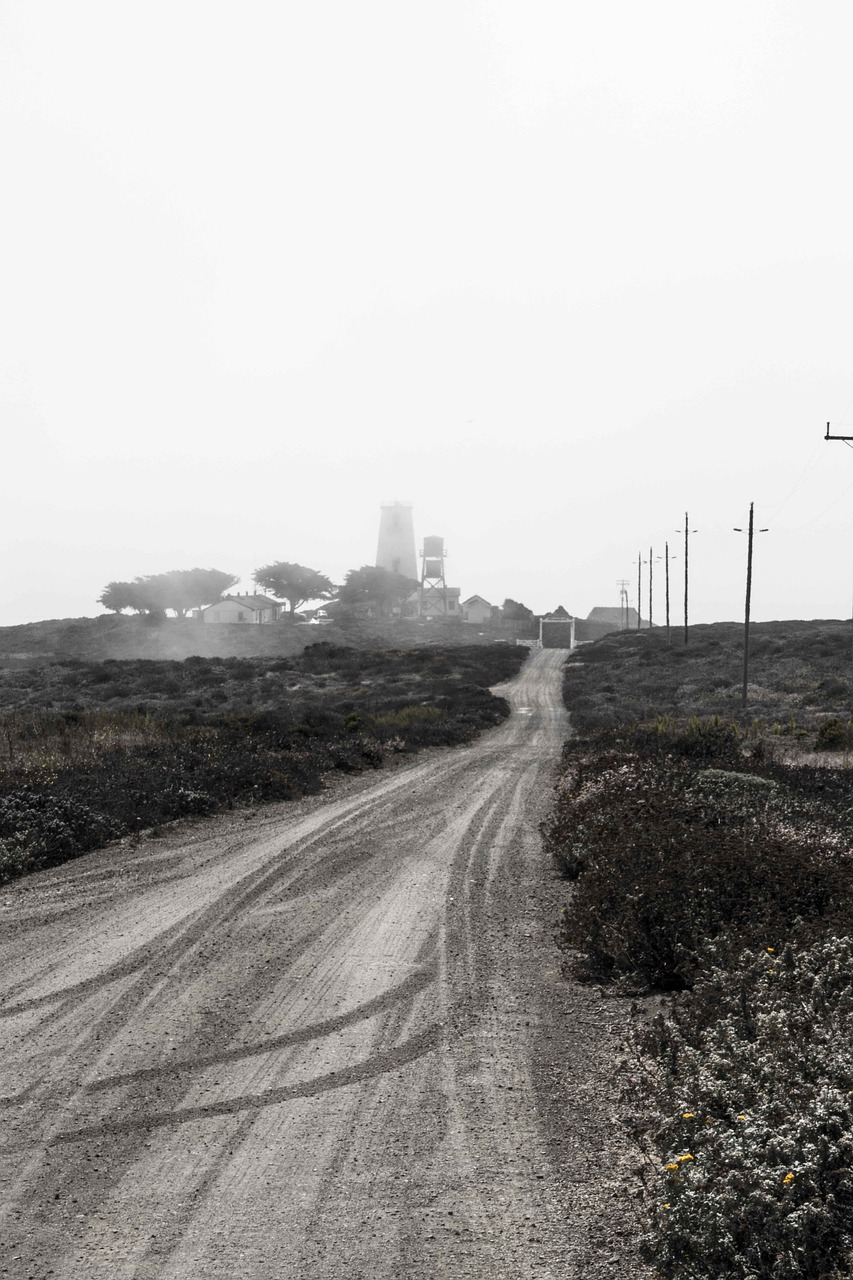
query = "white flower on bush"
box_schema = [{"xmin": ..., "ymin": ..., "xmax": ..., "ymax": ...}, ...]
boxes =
[{"xmin": 636, "ymin": 937, "xmax": 853, "ymax": 1279}]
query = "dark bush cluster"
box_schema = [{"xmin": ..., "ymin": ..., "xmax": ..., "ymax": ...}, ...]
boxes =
[
  {"xmin": 544, "ymin": 721, "xmax": 853, "ymax": 989},
  {"xmin": 0, "ymin": 643, "xmax": 524, "ymax": 883},
  {"xmin": 0, "ymin": 790, "xmax": 120, "ymax": 878},
  {"xmin": 0, "ymin": 643, "xmax": 525, "ymax": 720},
  {"xmin": 814, "ymin": 717, "xmax": 853, "ymax": 751}
]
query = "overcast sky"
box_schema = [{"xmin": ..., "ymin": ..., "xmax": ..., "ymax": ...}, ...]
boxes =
[{"xmin": 2, "ymin": 1, "xmax": 853, "ymax": 628}]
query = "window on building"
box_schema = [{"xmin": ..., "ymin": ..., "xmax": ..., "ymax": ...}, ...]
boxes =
[{"xmin": 238, "ymin": 611, "xmax": 245, "ymax": 621}]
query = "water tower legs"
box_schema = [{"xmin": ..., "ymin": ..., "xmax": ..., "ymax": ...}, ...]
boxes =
[{"xmin": 420, "ymin": 535, "xmax": 448, "ymax": 617}]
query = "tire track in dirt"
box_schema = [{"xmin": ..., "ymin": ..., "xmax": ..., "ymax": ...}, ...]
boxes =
[{"xmin": 0, "ymin": 649, "xmax": 648, "ymax": 1279}]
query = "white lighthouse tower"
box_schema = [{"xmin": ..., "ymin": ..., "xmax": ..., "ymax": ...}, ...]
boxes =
[{"xmin": 376, "ymin": 501, "xmax": 418, "ymax": 581}]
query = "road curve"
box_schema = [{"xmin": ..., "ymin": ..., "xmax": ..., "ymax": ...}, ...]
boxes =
[{"xmin": 0, "ymin": 649, "xmax": 644, "ymax": 1279}]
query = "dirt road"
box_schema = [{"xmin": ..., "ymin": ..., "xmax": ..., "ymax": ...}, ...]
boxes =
[{"xmin": 0, "ymin": 649, "xmax": 646, "ymax": 1279}]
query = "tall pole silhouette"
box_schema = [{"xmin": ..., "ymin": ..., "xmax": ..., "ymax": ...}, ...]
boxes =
[
  {"xmin": 824, "ymin": 426, "xmax": 853, "ymax": 698},
  {"xmin": 637, "ymin": 553, "xmax": 642, "ymax": 630},
  {"xmin": 734, "ymin": 503, "xmax": 768, "ymax": 709},
  {"xmin": 683, "ymin": 514, "xmax": 689, "ymax": 645},
  {"xmin": 676, "ymin": 513, "xmax": 697, "ymax": 645},
  {"xmin": 617, "ymin": 580, "xmax": 630, "ymax": 630},
  {"xmin": 742, "ymin": 504, "xmax": 754, "ymax": 709}
]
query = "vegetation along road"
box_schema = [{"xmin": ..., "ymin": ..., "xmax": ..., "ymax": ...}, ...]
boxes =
[{"xmin": 0, "ymin": 649, "xmax": 643, "ymax": 1279}]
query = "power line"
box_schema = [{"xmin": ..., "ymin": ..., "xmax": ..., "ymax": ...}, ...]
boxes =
[
  {"xmin": 758, "ymin": 438, "xmax": 824, "ymax": 520},
  {"xmin": 791, "ymin": 471, "xmax": 853, "ymax": 531}
]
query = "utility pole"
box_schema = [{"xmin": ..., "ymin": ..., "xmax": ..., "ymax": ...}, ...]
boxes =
[
  {"xmin": 664, "ymin": 542, "xmax": 677, "ymax": 647},
  {"xmin": 617, "ymin": 580, "xmax": 630, "ymax": 631},
  {"xmin": 637, "ymin": 553, "xmax": 642, "ymax": 630},
  {"xmin": 645, "ymin": 548, "xmax": 663, "ymax": 629},
  {"xmin": 733, "ymin": 502, "xmax": 769, "ymax": 710},
  {"xmin": 676, "ymin": 513, "xmax": 697, "ymax": 645},
  {"xmin": 824, "ymin": 424, "xmax": 853, "ymax": 693}
]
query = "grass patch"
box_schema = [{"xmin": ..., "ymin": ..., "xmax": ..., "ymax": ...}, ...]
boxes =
[{"xmin": 564, "ymin": 620, "xmax": 853, "ymax": 741}]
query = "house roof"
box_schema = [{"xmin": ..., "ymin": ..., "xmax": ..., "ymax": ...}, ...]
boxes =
[
  {"xmin": 461, "ymin": 595, "xmax": 492, "ymax": 607},
  {"xmin": 587, "ymin": 606, "xmax": 632, "ymax": 624},
  {"xmin": 204, "ymin": 594, "xmax": 282, "ymax": 612},
  {"xmin": 586, "ymin": 605, "xmax": 645, "ymax": 629}
]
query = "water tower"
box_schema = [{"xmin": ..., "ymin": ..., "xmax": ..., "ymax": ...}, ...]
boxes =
[
  {"xmin": 420, "ymin": 535, "xmax": 448, "ymax": 616},
  {"xmin": 376, "ymin": 501, "xmax": 418, "ymax": 581}
]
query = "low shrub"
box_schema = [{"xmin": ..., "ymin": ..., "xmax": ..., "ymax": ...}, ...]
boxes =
[
  {"xmin": 814, "ymin": 717, "xmax": 853, "ymax": 751},
  {"xmin": 632, "ymin": 937, "xmax": 853, "ymax": 1279},
  {"xmin": 546, "ymin": 725, "xmax": 853, "ymax": 988},
  {"xmin": 0, "ymin": 643, "xmax": 524, "ymax": 883},
  {"xmin": 0, "ymin": 790, "xmax": 120, "ymax": 879}
]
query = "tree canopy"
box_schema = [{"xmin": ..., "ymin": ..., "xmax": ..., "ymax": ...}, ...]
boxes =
[
  {"xmin": 98, "ymin": 581, "xmax": 145, "ymax": 614},
  {"xmin": 252, "ymin": 562, "xmax": 334, "ymax": 614},
  {"xmin": 98, "ymin": 568, "xmax": 239, "ymax": 617},
  {"xmin": 337, "ymin": 565, "xmax": 418, "ymax": 617},
  {"xmin": 502, "ymin": 597, "xmax": 534, "ymax": 621}
]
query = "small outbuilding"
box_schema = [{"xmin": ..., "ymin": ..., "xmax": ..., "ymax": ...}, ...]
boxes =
[{"xmin": 461, "ymin": 595, "xmax": 497, "ymax": 625}]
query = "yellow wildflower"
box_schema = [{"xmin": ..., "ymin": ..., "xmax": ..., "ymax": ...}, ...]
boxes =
[
  {"xmin": 737, "ymin": 1114, "xmax": 747, "ymax": 1121},
  {"xmin": 783, "ymin": 1172, "xmax": 795, "ymax": 1185},
  {"xmin": 665, "ymin": 1163, "xmax": 679, "ymax": 1171},
  {"xmin": 767, "ymin": 947, "xmax": 775, "ymax": 953},
  {"xmin": 677, "ymin": 1153, "xmax": 695, "ymax": 1163},
  {"xmin": 682, "ymin": 1112, "xmax": 695, "ymax": 1120}
]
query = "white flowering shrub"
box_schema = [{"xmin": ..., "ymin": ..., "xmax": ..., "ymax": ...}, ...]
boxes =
[{"xmin": 634, "ymin": 938, "xmax": 853, "ymax": 1279}]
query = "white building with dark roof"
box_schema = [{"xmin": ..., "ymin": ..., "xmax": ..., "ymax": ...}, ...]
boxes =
[{"xmin": 201, "ymin": 594, "xmax": 283, "ymax": 624}]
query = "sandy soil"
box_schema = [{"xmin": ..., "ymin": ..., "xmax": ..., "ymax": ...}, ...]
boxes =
[{"xmin": 0, "ymin": 649, "xmax": 649, "ymax": 1279}]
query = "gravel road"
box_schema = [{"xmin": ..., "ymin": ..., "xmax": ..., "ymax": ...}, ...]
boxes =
[{"xmin": 0, "ymin": 648, "xmax": 648, "ymax": 1279}]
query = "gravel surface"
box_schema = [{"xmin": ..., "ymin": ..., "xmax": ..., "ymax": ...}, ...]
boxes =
[{"xmin": 0, "ymin": 648, "xmax": 650, "ymax": 1278}]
